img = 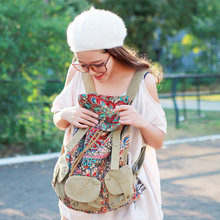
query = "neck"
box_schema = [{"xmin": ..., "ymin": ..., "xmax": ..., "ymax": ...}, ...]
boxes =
[{"xmin": 111, "ymin": 59, "xmax": 135, "ymax": 77}]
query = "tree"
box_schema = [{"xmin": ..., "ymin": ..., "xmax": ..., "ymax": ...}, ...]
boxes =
[
  {"xmin": 0, "ymin": 0, "xmax": 90, "ymax": 154},
  {"xmin": 88, "ymin": 0, "xmax": 219, "ymax": 73}
]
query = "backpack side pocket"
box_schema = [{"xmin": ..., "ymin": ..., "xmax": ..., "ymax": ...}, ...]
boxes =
[
  {"xmin": 52, "ymin": 154, "xmax": 69, "ymax": 199},
  {"xmin": 104, "ymin": 165, "xmax": 135, "ymax": 209}
]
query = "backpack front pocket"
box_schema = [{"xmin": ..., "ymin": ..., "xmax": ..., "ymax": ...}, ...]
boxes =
[
  {"xmin": 104, "ymin": 165, "xmax": 135, "ymax": 209},
  {"xmin": 65, "ymin": 176, "xmax": 102, "ymax": 211}
]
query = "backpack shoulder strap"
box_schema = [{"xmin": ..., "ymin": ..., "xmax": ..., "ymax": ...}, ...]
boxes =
[
  {"xmin": 125, "ymin": 69, "xmax": 147, "ymax": 101},
  {"xmin": 81, "ymin": 69, "xmax": 147, "ymax": 96},
  {"xmin": 132, "ymin": 145, "xmax": 147, "ymax": 177},
  {"xmin": 81, "ymin": 73, "xmax": 96, "ymax": 94},
  {"xmin": 110, "ymin": 126, "xmax": 122, "ymax": 170},
  {"xmin": 65, "ymin": 128, "xmax": 89, "ymax": 151},
  {"xmin": 110, "ymin": 69, "xmax": 147, "ymax": 170}
]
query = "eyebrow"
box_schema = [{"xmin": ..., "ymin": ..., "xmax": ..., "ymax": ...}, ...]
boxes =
[{"xmin": 78, "ymin": 59, "xmax": 103, "ymax": 64}]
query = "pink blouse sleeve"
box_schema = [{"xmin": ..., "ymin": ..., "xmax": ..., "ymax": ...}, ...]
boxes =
[
  {"xmin": 50, "ymin": 74, "xmax": 75, "ymax": 114},
  {"xmin": 133, "ymin": 79, "xmax": 167, "ymax": 134},
  {"xmin": 143, "ymin": 81, "xmax": 167, "ymax": 134}
]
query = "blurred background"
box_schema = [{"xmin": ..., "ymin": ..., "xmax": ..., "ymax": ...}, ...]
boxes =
[
  {"xmin": 0, "ymin": 1, "xmax": 220, "ymax": 220},
  {"xmin": 0, "ymin": 0, "xmax": 219, "ymax": 156}
]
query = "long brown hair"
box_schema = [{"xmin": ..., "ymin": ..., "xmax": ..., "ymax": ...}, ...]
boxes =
[{"xmin": 105, "ymin": 46, "xmax": 163, "ymax": 84}]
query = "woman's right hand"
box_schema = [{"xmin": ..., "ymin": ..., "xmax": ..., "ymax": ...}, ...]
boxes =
[{"xmin": 60, "ymin": 106, "xmax": 99, "ymax": 129}]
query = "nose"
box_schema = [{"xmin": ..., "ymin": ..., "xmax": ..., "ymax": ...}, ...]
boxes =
[{"xmin": 88, "ymin": 68, "xmax": 97, "ymax": 76}]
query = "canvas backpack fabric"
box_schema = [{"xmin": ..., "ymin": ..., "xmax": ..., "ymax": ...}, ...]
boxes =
[{"xmin": 52, "ymin": 70, "xmax": 147, "ymax": 214}]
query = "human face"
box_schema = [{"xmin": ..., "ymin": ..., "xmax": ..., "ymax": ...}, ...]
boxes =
[{"xmin": 74, "ymin": 50, "xmax": 113, "ymax": 81}]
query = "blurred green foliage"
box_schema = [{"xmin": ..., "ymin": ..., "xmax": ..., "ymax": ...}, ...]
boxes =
[
  {"xmin": 0, "ymin": 0, "xmax": 90, "ymax": 155},
  {"xmin": 0, "ymin": 0, "xmax": 219, "ymax": 156},
  {"xmin": 90, "ymin": 0, "xmax": 220, "ymax": 73}
]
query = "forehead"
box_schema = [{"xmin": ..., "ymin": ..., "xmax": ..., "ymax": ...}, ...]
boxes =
[{"xmin": 75, "ymin": 50, "xmax": 106, "ymax": 63}]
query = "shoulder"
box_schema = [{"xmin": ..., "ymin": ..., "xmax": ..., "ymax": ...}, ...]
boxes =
[
  {"xmin": 144, "ymin": 73, "xmax": 160, "ymax": 104},
  {"xmin": 64, "ymin": 62, "xmax": 77, "ymax": 87}
]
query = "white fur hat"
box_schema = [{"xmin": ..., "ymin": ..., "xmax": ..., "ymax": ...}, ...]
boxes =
[{"xmin": 66, "ymin": 7, "xmax": 127, "ymax": 52}]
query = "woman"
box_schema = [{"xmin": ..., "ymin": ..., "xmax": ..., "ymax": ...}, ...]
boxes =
[{"xmin": 51, "ymin": 7, "xmax": 167, "ymax": 220}]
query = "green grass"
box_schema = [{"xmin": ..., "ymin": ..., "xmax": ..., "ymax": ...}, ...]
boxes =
[
  {"xmin": 164, "ymin": 109, "xmax": 220, "ymax": 140},
  {"xmin": 176, "ymin": 94, "xmax": 220, "ymax": 101}
]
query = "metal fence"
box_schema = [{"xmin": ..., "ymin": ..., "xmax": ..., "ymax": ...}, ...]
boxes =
[{"xmin": 161, "ymin": 73, "xmax": 220, "ymax": 127}]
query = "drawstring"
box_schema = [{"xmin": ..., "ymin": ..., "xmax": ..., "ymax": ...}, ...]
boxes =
[{"xmin": 70, "ymin": 129, "xmax": 103, "ymax": 176}]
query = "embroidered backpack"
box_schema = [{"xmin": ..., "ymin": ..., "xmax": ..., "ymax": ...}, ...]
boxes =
[{"xmin": 52, "ymin": 70, "xmax": 147, "ymax": 214}]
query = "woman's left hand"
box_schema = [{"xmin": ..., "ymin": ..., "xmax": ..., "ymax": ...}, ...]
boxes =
[{"xmin": 114, "ymin": 105, "xmax": 146, "ymax": 128}]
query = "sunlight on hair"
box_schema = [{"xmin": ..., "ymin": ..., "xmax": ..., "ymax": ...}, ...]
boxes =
[{"xmin": 149, "ymin": 62, "xmax": 163, "ymax": 84}]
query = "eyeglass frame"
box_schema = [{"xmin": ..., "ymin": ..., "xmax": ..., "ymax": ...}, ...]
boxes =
[{"xmin": 72, "ymin": 54, "xmax": 111, "ymax": 74}]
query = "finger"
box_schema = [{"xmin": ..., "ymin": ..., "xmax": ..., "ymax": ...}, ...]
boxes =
[
  {"xmin": 74, "ymin": 122, "xmax": 89, "ymax": 129},
  {"xmin": 119, "ymin": 115, "xmax": 131, "ymax": 120},
  {"xmin": 119, "ymin": 119, "xmax": 131, "ymax": 125},
  {"xmin": 81, "ymin": 108, "xmax": 98, "ymax": 118},
  {"xmin": 114, "ymin": 105, "xmax": 130, "ymax": 113},
  {"xmin": 119, "ymin": 110, "xmax": 130, "ymax": 117},
  {"xmin": 81, "ymin": 113, "xmax": 99, "ymax": 124},
  {"xmin": 78, "ymin": 118, "xmax": 96, "ymax": 127}
]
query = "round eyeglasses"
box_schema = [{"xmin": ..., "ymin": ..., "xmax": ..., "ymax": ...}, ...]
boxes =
[{"xmin": 72, "ymin": 55, "xmax": 111, "ymax": 74}]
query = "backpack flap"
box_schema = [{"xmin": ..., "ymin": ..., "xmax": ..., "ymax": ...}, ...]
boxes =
[
  {"xmin": 65, "ymin": 176, "xmax": 102, "ymax": 212},
  {"xmin": 104, "ymin": 165, "xmax": 135, "ymax": 208},
  {"xmin": 65, "ymin": 176, "xmax": 101, "ymax": 203}
]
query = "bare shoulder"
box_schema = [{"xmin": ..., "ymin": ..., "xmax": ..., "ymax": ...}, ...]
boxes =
[
  {"xmin": 144, "ymin": 73, "xmax": 160, "ymax": 104},
  {"xmin": 64, "ymin": 63, "xmax": 77, "ymax": 87}
]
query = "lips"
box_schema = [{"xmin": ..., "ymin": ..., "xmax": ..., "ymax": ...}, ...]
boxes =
[{"xmin": 94, "ymin": 73, "xmax": 104, "ymax": 79}]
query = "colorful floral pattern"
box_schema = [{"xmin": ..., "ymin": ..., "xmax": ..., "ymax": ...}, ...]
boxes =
[
  {"xmin": 78, "ymin": 93, "xmax": 132, "ymax": 131},
  {"xmin": 62, "ymin": 93, "xmax": 144, "ymax": 214}
]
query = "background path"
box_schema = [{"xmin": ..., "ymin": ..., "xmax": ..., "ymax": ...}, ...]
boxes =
[
  {"xmin": 158, "ymin": 139, "xmax": 220, "ymax": 220},
  {"xmin": 160, "ymin": 99, "xmax": 220, "ymax": 111},
  {"xmin": 0, "ymin": 139, "xmax": 220, "ymax": 220}
]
